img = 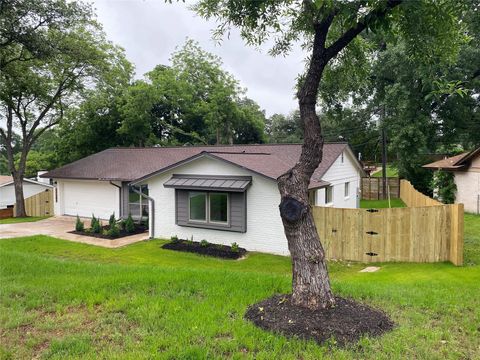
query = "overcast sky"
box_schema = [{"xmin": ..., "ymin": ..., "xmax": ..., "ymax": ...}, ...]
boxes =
[{"xmin": 90, "ymin": 0, "xmax": 308, "ymax": 117}]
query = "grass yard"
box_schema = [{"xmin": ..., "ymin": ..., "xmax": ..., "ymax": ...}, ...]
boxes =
[
  {"xmin": 1, "ymin": 215, "xmax": 479, "ymax": 359},
  {"xmin": 372, "ymin": 165, "xmax": 398, "ymax": 178},
  {"xmin": 0, "ymin": 216, "xmax": 50, "ymax": 224},
  {"xmin": 360, "ymin": 198, "xmax": 406, "ymax": 208}
]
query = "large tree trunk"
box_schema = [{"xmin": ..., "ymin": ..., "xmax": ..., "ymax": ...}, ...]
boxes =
[
  {"xmin": 277, "ymin": 21, "xmax": 335, "ymax": 310},
  {"xmin": 12, "ymin": 172, "xmax": 27, "ymax": 217}
]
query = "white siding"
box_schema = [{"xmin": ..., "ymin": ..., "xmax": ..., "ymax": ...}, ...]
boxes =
[
  {"xmin": 142, "ymin": 156, "xmax": 289, "ymax": 255},
  {"xmin": 314, "ymin": 149, "xmax": 361, "ymax": 208},
  {"xmin": 0, "ymin": 181, "xmax": 51, "ymax": 209},
  {"xmin": 55, "ymin": 179, "xmax": 121, "ymax": 219},
  {"xmin": 454, "ymin": 156, "xmax": 480, "ymax": 214}
]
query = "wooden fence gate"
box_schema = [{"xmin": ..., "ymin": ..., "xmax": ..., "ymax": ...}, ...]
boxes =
[
  {"xmin": 13, "ymin": 189, "xmax": 54, "ymax": 217},
  {"xmin": 313, "ymin": 180, "xmax": 464, "ymax": 265}
]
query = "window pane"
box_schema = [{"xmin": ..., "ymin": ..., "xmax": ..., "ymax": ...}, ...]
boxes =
[
  {"xmin": 325, "ymin": 186, "xmax": 333, "ymax": 204},
  {"xmin": 344, "ymin": 182, "xmax": 349, "ymax": 197},
  {"xmin": 209, "ymin": 193, "xmax": 228, "ymax": 223},
  {"xmin": 189, "ymin": 192, "xmax": 206, "ymax": 221},
  {"xmin": 129, "ymin": 190, "xmax": 140, "ymax": 203}
]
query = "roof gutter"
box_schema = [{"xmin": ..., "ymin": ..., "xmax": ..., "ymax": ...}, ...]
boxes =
[{"xmin": 129, "ymin": 185, "xmax": 155, "ymax": 239}]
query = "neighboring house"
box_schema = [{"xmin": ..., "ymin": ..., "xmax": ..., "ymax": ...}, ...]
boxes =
[
  {"xmin": 423, "ymin": 147, "xmax": 480, "ymax": 214},
  {"xmin": 42, "ymin": 143, "xmax": 364, "ymax": 255},
  {"xmin": 0, "ymin": 175, "xmax": 53, "ymax": 209}
]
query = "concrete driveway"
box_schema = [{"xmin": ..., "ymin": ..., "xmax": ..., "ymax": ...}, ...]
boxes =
[{"xmin": 0, "ymin": 216, "xmax": 149, "ymax": 248}]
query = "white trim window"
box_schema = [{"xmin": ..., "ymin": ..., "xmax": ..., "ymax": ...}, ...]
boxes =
[
  {"xmin": 325, "ymin": 185, "xmax": 333, "ymax": 205},
  {"xmin": 340, "ymin": 152, "xmax": 344, "ymax": 164},
  {"xmin": 344, "ymin": 182, "xmax": 350, "ymax": 198},
  {"xmin": 129, "ymin": 184, "xmax": 149, "ymax": 219},
  {"xmin": 189, "ymin": 191, "xmax": 229, "ymax": 225}
]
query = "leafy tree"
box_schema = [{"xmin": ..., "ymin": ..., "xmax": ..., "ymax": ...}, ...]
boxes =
[
  {"xmin": 266, "ymin": 112, "xmax": 303, "ymax": 143},
  {"xmin": 432, "ymin": 169, "xmax": 457, "ymax": 204},
  {"xmin": 118, "ymin": 40, "xmax": 265, "ymax": 146},
  {"xmin": 0, "ymin": 0, "xmax": 130, "ymax": 216},
  {"xmin": 234, "ymin": 98, "xmax": 266, "ymax": 144},
  {"xmin": 193, "ymin": 0, "xmax": 466, "ymax": 309}
]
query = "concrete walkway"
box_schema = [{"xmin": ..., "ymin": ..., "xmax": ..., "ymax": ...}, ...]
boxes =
[{"xmin": 0, "ymin": 216, "xmax": 149, "ymax": 248}]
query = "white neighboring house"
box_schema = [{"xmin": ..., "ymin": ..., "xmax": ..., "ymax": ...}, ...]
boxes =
[
  {"xmin": 424, "ymin": 147, "xmax": 480, "ymax": 214},
  {"xmin": 42, "ymin": 143, "xmax": 364, "ymax": 255},
  {"xmin": 0, "ymin": 174, "xmax": 53, "ymax": 209}
]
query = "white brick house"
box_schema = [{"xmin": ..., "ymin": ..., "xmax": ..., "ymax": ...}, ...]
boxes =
[{"xmin": 43, "ymin": 143, "xmax": 365, "ymax": 255}]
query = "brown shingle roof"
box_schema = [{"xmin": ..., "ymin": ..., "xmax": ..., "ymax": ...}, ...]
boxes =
[
  {"xmin": 0, "ymin": 175, "xmax": 12, "ymax": 186},
  {"xmin": 42, "ymin": 143, "xmax": 351, "ymax": 189},
  {"xmin": 423, "ymin": 147, "xmax": 480, "ymax": 170}
]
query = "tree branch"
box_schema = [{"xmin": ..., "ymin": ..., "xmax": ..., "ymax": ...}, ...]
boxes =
[{"xmin": 325, "ymin": 0, "xmax": 403, "ymax": 60}]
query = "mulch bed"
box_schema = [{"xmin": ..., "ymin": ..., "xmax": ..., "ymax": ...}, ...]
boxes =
[
  {"xmin": 162, "ymin": 239, "xmax": 246, "ymax": 259},
  {"xmin": 245, "ymin": 294, "xmax": 394, "ymax": 347},
  {"xmin": 70, "ymin": 224, "xmax": 147, "ymax": 240}
]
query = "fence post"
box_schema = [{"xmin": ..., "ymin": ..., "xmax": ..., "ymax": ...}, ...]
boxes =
[{"xmin": 449, "ymin": 204, "xmax": 464, "ymax": 266}]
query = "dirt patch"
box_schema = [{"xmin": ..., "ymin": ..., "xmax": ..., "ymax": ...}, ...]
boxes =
[
  {"xmin": 70, "ymin": 224, "xmax": 147, "ymax": 240},
  {"xmin": 245, "ymin": 294, "xmax": 394, "ymax": 347},
  {"xmin": 162, "ymin": 239, "xmax": 246, "ymax": 259}
]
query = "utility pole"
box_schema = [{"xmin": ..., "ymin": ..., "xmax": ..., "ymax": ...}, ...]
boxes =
[{"xmin": 380, "ymin": 105, "xmax": 387, "ymax": 200}]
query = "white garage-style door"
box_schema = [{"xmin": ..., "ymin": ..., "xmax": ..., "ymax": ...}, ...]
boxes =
[{"xmin": 62, "ymin": 180, "xmax": 118, "ymax": 219}]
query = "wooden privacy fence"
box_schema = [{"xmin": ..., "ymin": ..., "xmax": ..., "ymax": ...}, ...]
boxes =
[
  {"xmin": 13, "ymin": 189, "xmax": 54, "ymax": 217},
  {"xmin": 400, "ymin": 179, "xmax": 441, "ymax": 206},
  {"xmin": 0, "ymin": 208, "xmax": 13, "ymax": 219},
  {"xmin": 361, "ymin": 177, "xmax": 400, "ymax": 200},
  {"xmin": 313, "ymin": 180, "xmax": 464, "ymax": 266}
]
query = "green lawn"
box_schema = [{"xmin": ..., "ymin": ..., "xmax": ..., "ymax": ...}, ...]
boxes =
[
  {"xmin": 360, "ymin": 198, "xmax": 406, "ymax": 208},
  {"xmin": 0, "ymin": 216, "xmax": 50, "ymax": 224},
  {"xmin": 1, "ymin": 215, "xmax": 479, "ymax": 359},
  {"xmin": 372, "ymin": 165, "xmax": 398, "ymax": 178}
]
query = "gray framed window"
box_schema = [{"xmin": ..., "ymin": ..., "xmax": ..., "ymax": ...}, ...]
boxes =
[
  {"xmin": 176, "ymin": 190, "xmax": 246, "ymax": 232},
  {"xmin": 209, "ymin": 192, "xmax": 229, "ymax": 224},
  {"xmin": 188, "ymin": 191, "xmax": 229, "ymax": 225},
  {"xmin": 344, "ymin": 182, "xmax": 350, "ymax": 197},
  {"xmin": 189, "ymin": 192, "xmax": 207, "ymax": 222}
]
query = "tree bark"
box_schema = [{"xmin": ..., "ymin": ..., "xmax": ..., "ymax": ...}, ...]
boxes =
[
  {"xmin": 277, "ymin": 20, "xmax": 335, "ymax": 310},
  {"xmin": 276, "ymin": 0, "xmax": 403, "ymax": 311},
  {"xmin": 13, "ymin": 172, "xmax": 27, "ymax": 217}
]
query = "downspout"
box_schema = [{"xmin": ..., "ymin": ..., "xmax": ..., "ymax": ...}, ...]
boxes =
[
  {"xmin": 109, "ymin": 181, "xmax": 122, "ymax": 218},
  {"xmin": 129, "ymin": 185, "xmax": 155, "ymax": 239}
]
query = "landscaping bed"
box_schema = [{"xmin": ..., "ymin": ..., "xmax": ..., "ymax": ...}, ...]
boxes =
[
  {"xmin": 162, "ymin": 239, "xmax": 246, "ymax": 259},
  {"xmin": 70, "ymin": 224, "xmax": 147, "ymax": 239},
  {"xmin": 245, "ymin": 294, "xmax": 394, "ymax": 346}
]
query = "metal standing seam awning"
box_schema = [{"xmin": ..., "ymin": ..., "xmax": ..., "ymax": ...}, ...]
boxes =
[{"xmin": 163, "ymin": 175, "xmax": 252, "ymax": 192}]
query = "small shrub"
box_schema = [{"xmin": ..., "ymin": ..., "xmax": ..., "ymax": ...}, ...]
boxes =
[
  {"xmin": 90, "ymin": 214, "xmax": 98, "ymax": 229},
  {"xmin": 141, "ymin": 219, "xmax": 149, "ymax": 228},
  {"xmin": 75, "ymin": 215, "xmax": 84, "ymax": 232},
  {"xmin": 125, "ymin": 213, "xmax": 135, "ymax": 233},
  {"xmin": 231, "ymin": 242, "xmax": 239, "ymax": 253},
  {"xmin": 92, "ymin": 218, "xmax": 102, "ymax": 234},
  {"xmin": 171, "ymin": 235, "xmax": 179, "ymax": 242},
  {"xmin": 200, "ymin": 239, "xmax": 209, "ymax": 248},
  {"xmin": 119, "ymin": 220, "xmax": 126, "ymax": 231},
  {"xmin": 107, "ymin": 223, "xmax": 120, "ymax": 237},
  {"xmin": 109, "ymin": 213, "xmax": 116, "ymax": 228}
]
